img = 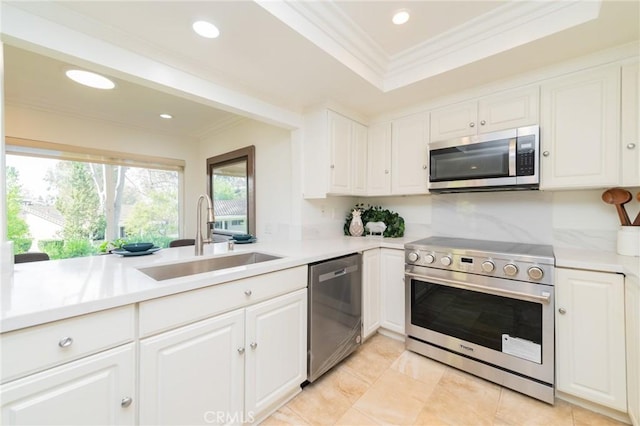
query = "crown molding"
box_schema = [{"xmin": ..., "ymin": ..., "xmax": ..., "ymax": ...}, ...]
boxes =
[{"xmin": 258, "ymin": 0, "xmax": 603, "ymax": 93}]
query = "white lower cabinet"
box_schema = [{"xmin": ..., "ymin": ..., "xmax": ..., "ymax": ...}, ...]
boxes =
[
  {"xmin": 139, "ymin": 289, "xmax": 307, "ymax": 425},
  {"xmin": 555, "ymin": 268, "xmax": 627, "ymax": 411},
  {"xmin": 1, "ymin": 343, "xmax": 135, "ymax": 425},
  {"xmin": 379, "ymin": 248, "xmax": 405, "ymax": 334},
  {"xmin": 362, "ymin": 249, "xmax": 381, "ymax": 339},
  {"xmin": 626, "ymin": 274, "xmax": 640, "ymax": 426}
]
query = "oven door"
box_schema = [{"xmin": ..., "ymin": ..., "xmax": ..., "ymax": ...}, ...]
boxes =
[{"xmin": 405, "ymin": 265, "xmax": 554, "ymax": 384}]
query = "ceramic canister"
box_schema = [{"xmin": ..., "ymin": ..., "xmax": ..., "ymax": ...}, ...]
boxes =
[{"xmin": 617, "ymin": 226, "xmax": 640, "ymax": 256}]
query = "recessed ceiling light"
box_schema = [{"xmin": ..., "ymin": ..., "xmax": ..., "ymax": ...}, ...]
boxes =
[
  {"xmin": 160, "ymin": 113, "xmax": 173, "ymax": 119},
  {"xmin": 392, "ymin": 9, "xmax": 410, "ymax": 25},
  {"xmin": 193, "ymin": 20, "xmax": 220, "ymax": 38},
  {"xmin": 65, "ymin": 69, "xmax": 115, "ymax": 89}
]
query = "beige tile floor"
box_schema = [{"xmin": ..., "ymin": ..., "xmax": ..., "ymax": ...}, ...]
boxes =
[{"xmin": 262, "ymin": 333, "xmax": 626, "ymax": 426}]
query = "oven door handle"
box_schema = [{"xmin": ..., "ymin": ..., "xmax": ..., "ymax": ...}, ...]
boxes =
[{"xmin": 405, "ymin": 272, "xmax": 551, "ymax": 304}]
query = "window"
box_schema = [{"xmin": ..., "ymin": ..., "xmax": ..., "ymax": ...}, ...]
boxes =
[
  {"xmin": 5, "ymin": 138, "xmax": 183, "ymax": 259},
  {"xmin": 207, "ymin": 146, "xmax": 255, "ymax": 236}
]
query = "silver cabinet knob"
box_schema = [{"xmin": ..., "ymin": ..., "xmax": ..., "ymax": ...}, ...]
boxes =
[
  {"xmin": 558, "ymin": 308, "xmax": 567, "ymax": 315},
  {"xmin": 58, "ymin": 337, "xmax": 73, "ymax": 348},
  {"xmin": 237, "ymin": 347, "xmax": 245, "ymax": 354},
  {"xmin": 503, "ymin": 264, "xmax": 518, "ymax": 276},
  {"xmin": 480, "ymin": 120, "xmax": 486, "ymax": 125},
  {"xmin": 481, "ymin": 261, "xmax": 495, "ymax": 273},
  {"xmin": 384, "ymin": 169, "xmax": 390, "ymax": 174},
  {"xmin": 422, "ymin": 165, "xmax": 427, "ymax": 169},
  {"xmin": 244, "ymin": 290, "xmax": 252, "ymax": 296},
  {"xmin": 469, "ymin": 122, "xmax": 475, "ymax": 128},
  {"xmin": 121, "ymin": 397, "xmax": 133, "ymax": 408},
  {"xmin": 407, "ymin": 252, "xmax": 419, "ymax": 262},
  {"xmin": 528, "ymin": 266, "xmax": 544, "ymax": 280},
  {"xmin": 627, "ymin": 143, "xmax": 636, "ymax": 150},
  {"xmin": 543, "ymin": 151, "xmax": 550, "ymax": 157},
  {"xmin": 250, "ymin": 342, "xmax": 258, "ymax": 350},
  {"xmin": 440, "ymin": 256, "xmax": 452, "ymax": 266},
  {"xmin": 330, "ymin": 164, "xmax": 335, "ymax": 169}
]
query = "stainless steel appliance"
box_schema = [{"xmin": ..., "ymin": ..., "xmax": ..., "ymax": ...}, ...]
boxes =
[
  {"xmin": 429, "ymin": 125, "xmax": 539, "ymax": 192},
  {"xmin": 308, "ymin": 253, "xmax": 362, "ymax": 382},
  {"xmin": 405, "ymin": 237, "xmax": 555, "ymax": 403}
]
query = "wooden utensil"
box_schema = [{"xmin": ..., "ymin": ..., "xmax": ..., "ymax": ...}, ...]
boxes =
[
  {"xmin": 601, "ymin": 188, "xmax": 632, "ymax": 226},
  {"xmin": 634, "ymin": 192, "xmax": 640, "ymax": 226}
]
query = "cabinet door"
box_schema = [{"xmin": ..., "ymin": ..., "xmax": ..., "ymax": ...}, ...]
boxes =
[
  {"xmin": 367, "ymin": 122, "xmax": 392, "ymax": 196},
  {"xmin": 1, "ymin": 344, "xmax": 135, "ymax": 426},
  {"xmin": 626, "ymin": 274, "xmax": 640, "ymax": 426},
  {"xmin": 328, "ymin": 111, "xmax": 352, "ymax": 194},
  {"xmin": 362, "ymin": 249, "xmax": 381, "ymax": 339},
  {"xmin": 245, "ymin": 289, "xmax": 307, "ymax": 421},
  {"xmin": 139, "ymin": 309, "xmax": 245, "ymax": 426},
  {"xmin": 555, "ymin": 268, "xmax": 626, "ymax": 411},
  {"xmin": 540, "ymin": 66, "xmax": 620, "ymax": 189},
  {"xmin": 379, "ymin": 249, "xmax": 405, "ymax": 334},
  {"xmin": 622, "ymin": 63, "xmax": 640, "ymax": 187},
  {"xmin": 351, "ymin": 122, "xmax": 368, "ymax": 196},
  {"xmin": 391, "ymin": 112, "xmax": 429, "ymax": 195},
  {"xmin": 478, "ymin": 86, "xmax": 539, "ymax": 133},
  {"xmin": 430, "ymin": 100, "xmax": 477, "ymax": 141}
]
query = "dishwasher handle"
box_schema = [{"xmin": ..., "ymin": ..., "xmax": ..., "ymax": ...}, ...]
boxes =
[{"xmin": 318, "ymin": 264, "xmax": 358, "ymax": 283}]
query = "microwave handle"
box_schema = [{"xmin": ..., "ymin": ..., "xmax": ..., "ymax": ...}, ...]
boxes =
[{"xmin": 508, "ymin": 138, "xmax": 517, "ymax": 177}]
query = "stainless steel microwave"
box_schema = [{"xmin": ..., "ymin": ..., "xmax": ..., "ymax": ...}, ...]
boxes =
[{"xmin": 428, "ymin": 125, "xmax": 539, "ymax": 193}]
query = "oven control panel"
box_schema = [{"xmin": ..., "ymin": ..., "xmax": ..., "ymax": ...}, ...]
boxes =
[{"xmin": 405, "ymin": 249, "xmax": 553, "ymax": 285}]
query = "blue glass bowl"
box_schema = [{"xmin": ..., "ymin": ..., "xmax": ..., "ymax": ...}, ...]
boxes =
[
  {"xmin": 122, "ymin": 242, "xmax": 154, "ymax": 252},
  {"xmin": 232, "ymin": 234, "xmax": 253, "ymax": 241}
]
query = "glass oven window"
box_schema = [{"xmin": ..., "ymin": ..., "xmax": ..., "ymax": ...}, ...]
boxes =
[
  {"xmin": 411, "ymin": 280, "xmax": 542, "ymax": 353},
  {"xmin": 430, "ymin": 139, "xmax": 511, "ymax": 181}
]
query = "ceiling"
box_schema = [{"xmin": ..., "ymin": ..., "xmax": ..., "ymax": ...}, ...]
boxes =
[{"xmin": 3, "ymin": 0, "xmax": 639, "ymax": 137}]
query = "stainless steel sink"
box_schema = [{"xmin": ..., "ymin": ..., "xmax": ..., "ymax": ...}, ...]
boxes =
[{"xmin": 138, "ymin": 252, "xmax": 282, "ymax": 281}]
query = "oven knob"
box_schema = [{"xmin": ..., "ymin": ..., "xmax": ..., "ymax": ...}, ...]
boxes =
[
  {"xmin": 407, "ymin": 252, "xmax": 419, "ymax": 262},
  {"xmin": 528, "ymin": 266, "xmax": 544, "ymax": 280},
  {"xmin": 481, "ymin": 261, "xmax": 495, "ymax": 273},
  {"xmin": 503, "ymin": 263, "xmax": 518, "ymax": 276},
  {"xmin": 440, "ymin": 256, "xmax": 452, "ymax": 266},
  {"xmin": 424, "ymin": 254, "xmax": 435, "ymax": 264}
]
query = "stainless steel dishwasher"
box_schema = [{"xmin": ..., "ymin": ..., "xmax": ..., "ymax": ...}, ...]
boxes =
[{"xmin": 308, "ymin": 253, "xmax": 362, "ymax": 382}]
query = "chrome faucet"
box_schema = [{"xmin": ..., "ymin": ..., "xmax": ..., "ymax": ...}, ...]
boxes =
[{"xmin": 195, "ymin": 194, "xmax": 215, "ymax": 256}]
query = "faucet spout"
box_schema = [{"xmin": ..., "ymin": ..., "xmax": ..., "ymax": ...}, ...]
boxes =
[{"xmin": 195, "ymin": 194, "xmax": 215, "ymax": 256}]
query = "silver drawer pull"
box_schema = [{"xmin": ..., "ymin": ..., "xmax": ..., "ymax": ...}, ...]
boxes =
[
  {"xmin": 558, "ymin": 308, "xmax": 567, "ymax": 315},
  {"xmin": 58, "ymin": 337, "xmax": 74, "ymax": 348},
  {"xmin": 121, "ymin": 397, "xmax": 133, "ymax": 408},
  {"xmin": 627, "ymin": 143, "xmax": 636, "ymax": 150},
  {"xmin": 237, "ymin": 347, "xmax": 245, "ymax": 354},
  {"xmin": 250, "ymin": 342, "xmax": 258, "ymax": 350},
  {"xmin": 244, "ymin": 290, "xmax": 252, "ymax": 296}
]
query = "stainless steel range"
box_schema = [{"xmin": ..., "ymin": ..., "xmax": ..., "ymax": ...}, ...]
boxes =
[{"xmin": 404, "ymin": 236, "xmax": 555, "ymax": 404}]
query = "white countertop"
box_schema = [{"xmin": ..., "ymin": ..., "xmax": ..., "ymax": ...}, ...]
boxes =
[
  {"xmin": 2, "ymin": 236, "xmax": 637, "ymax": 333},
  {"xmin": 1, "ymin": 237, "xmax": 408, "ymax": 333}
]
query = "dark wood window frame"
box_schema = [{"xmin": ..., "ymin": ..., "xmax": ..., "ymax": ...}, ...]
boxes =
[{"xmin": 206, "ymin": 145, "xmax": 256, "ymax": 236}]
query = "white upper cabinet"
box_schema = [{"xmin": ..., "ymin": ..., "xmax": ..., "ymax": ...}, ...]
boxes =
[
  {"xmin": 391, "ymin": 112, "xmax": 430, "ymax": 195},
  {"xmin": 367, "ymin": 113, "xmax": 429, "ymax": 196},
  {"xmin": 540, "ymin": 66, "xmax": 621, "ymax": 190},
  {"xmin": 303, "ymin": 108, "xmax": 367, "ymax": 198},
  {"xmin": 621, "ymin": 63, "xmax": 640, "ymax": 187},
  {"xmin": 367, "ymin": 123, "xmax": 392, "ymax": 196},
  {"xmin": 430, "ymin": 86, "xmax": 539, "ymax": 142}
]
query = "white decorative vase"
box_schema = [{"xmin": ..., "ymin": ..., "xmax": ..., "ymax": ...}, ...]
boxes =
[{"xmin": 349, "ymin": 210, "xmax": 364, "ymax": 237}]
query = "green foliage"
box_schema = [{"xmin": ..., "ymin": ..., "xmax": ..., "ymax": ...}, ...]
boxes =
[
  {"xmin": 98, "ymin": 238, "xmax": 127, "ymax": 253},
  {"xmin": 213, "ymin": 175, "xmax": 246, "ymax": 200},
  {"xmin": 39, "ymin": 239, "xmax": 98, "ymax": 260},
  {"xmin": 6, "ymin": 166, "xmax": 31, "ymax": 254},
  {"xmin": 344, "ymin": 203, "xmax": 405, "ymax": 238},
  {"xmin": 49, "ymin": 162, "xmax": 105, "ymax": 241}
]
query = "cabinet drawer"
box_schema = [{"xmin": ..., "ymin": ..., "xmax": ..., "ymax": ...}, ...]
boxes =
[
  {"xmin": 1, "ymin": 305, "xmax": 135, "ymax": 383},
  {"xmin": 139, "ymin": 266, "xmax": 307, "ymax": 337}
]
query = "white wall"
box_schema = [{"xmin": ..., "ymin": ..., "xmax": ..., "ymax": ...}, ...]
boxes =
[
  {"xmin": 5, "ymin": 104, "xmax": 202, "ymax": 237},
  {"xmin": 365, "ymin": 189, "xmax": 640, "ymax": 252},
  {"xmin": 197, "ymin": 119, "xmax": 295, "ymax": 242}
]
